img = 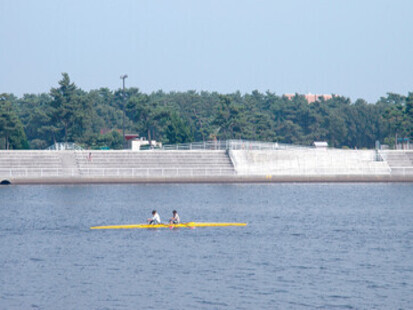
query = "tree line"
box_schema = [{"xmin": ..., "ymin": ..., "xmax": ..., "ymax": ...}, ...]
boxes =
[{"xmin": 0, "ymin": 73, "xmax": 412, "ymax": 150}]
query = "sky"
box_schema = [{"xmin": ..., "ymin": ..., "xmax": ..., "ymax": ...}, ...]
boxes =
[{"xmin": 0, "ymin": 0, "xmax": 412, "ymax": 102}]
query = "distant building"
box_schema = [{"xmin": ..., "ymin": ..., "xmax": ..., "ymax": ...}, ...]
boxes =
[
  {"xmin": 284, "ymin": 93, "xmax": 335, "ymax": 103},
  {"xmin": 313, "ymin": 141, "xmax": 328, "ymax": 149},
  {"xmin": 125, "ymin": 133, "xmax": 139, "ymax": 141},
  {"xmin": 130, "ymin": 137, "xmax": 162, "ymax": 150}
]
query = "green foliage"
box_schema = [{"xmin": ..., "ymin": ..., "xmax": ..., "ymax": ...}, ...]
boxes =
[
  {"xmin": 165, "ymin": 112, "xmax": 194, "ymax": 144},
  {"xmin": 405, "ymin": 92, "xmax": 413, "ymax": 139},
  {"xmin": 3, "ymin": 74, "xmax": 412, "ymax": 150},
  {"xmin": 49, "ymin": 73, "xmax": 81, "ymax": 143},
  {"xmin": 95, "ymin": 130, "xmax": 123, "ymax": 150},
  {"xmin": 378, "ymin": 93, "xmax": 410, "ymax": 147},
  {"xmin": 0, "ymin": 94, "xmax": 28, "ymax": 149},
  {"xmin": 20, "ymin": 95, "xmax": 53, "ymax": 148}
]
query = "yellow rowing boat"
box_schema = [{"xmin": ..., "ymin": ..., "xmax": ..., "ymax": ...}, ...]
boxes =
[{"xmin": 90, "ymin": 222, "xmax": 247, "ymax": 230}]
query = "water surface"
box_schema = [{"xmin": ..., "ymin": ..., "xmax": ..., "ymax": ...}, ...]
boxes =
[{"xmin": 0, "ymin": 183, "xmax": 412, "ymax": 309}]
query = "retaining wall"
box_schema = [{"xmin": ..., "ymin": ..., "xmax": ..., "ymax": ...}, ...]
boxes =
[
  {"xmin": 0, "ymin": 149, "xmax": 412, "ymax": 184},
  {"xmin": 229, "ymin": 149, "xmax": 391, "ymax": 176}
]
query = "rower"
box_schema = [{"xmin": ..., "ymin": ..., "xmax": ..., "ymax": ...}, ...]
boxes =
[
  {"xmin": 169, "ymin": 210, "xmax": 180, "ymax": 224},
  {"xmin": 148, "ymin": 210, "xmax": 161, "ymax": 225}
]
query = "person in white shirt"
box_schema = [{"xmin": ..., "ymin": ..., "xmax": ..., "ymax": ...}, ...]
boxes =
[
  {"xmin": 148, "ymin": 210, "xmax": 161, "ymax": 224},
  {"xmin": 169, "ymin": 210, "xmax": 180, "ymax": 224}
]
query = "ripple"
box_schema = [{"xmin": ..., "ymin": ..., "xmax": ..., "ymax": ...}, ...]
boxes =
[{"xmin": 0, "ymin": 183, "xmax": 412, "ymax": 309}]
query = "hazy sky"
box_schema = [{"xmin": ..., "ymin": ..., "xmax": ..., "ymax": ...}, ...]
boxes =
[{"xmin": 1, "ymin": 0, "xmax": 412, "ymax": 102}]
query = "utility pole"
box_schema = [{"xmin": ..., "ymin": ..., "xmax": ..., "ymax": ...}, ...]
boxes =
[{"xmin": 120, "ymin": 74, "xmax": 128, "ymax": 149}]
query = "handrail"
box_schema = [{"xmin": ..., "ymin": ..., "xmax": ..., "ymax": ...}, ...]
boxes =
[
  {"xmin": 158, "ymin": 140, "xmax": 312, "ymax": 151},
  {"xmin": 0, "ymin": 167, "xmax": 237, "ymax": 178},
  {"xmin": 0, "ymin": 165, "xmax": 401, "ymax": 177},
  {"xmin": 387, "ymin": 167, "xmax": 413, "ymax": 175}
]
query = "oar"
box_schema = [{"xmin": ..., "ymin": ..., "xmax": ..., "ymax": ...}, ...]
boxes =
[
  {"xmin": 167, "ymin": 222, "xmax": 196, "ymax": 229},
  {"xmin": 183, "ymin": 222, "xmax": 196, "ymax": 229}
]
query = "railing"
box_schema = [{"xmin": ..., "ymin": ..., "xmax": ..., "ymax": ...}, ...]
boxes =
[
  {"xmin": 46, "ymin": 142, "xmax": 83, "ymax": 150},
  {"xmin": 389, "ymin": 167, "xmax": 413, "ymax": 175},
  {"xmin": 159, "ymin": 140, "xmax": 312, "ymax": 151},
  {"xmin": 236, "ymin": 166, "xmax": 392, "ymax": 175},
  {"xmin": 3, "ymin": 167, "xmax": 413, "ymax": 178},
  {"xmin": 160, "ymin": 141, "xmax": 229, "ymax": 150},
  {"xmin": 227, "ymin": 140, "xmax": 311, "ymax": 150},
  {"xmin": 0, "ymin": 167, "xmax": 236, "ymax": 178}
]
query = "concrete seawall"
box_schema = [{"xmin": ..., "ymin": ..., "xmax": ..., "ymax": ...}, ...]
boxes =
[
  {"xmin": 1, "ymin": 149, "xmax": 412, "ymax": 184},
  {"xmin": 10, "ymin": 174, "xmax": 413, "ymax": 184}
]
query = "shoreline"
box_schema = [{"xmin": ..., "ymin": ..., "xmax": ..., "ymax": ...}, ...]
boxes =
[
  {"xmin": 2, "ymin": 148, "xmax": 412, "ymax": 184},
  {"xmin": 5, "ymin": 174, "xmax": 413, "ymax": 185}
]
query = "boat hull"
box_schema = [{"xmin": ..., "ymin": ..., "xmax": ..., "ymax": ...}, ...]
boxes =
[{"xmin": 90, "ymin": 222, "xmax": 247, "ymax": 229}]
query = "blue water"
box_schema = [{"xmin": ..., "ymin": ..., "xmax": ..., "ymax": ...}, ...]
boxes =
[{"xmin": 0, "ymin": 183, "xmax": 412, "ymax": 309}]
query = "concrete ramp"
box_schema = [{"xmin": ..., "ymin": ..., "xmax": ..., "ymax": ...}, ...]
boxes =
[
  {"xmin": 229, "ymin": 149, "xmax": 391, "ymax": 176},
  {"xmin": 379, "ymin": 150, "xmax": 413, "ymax": 175}
]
